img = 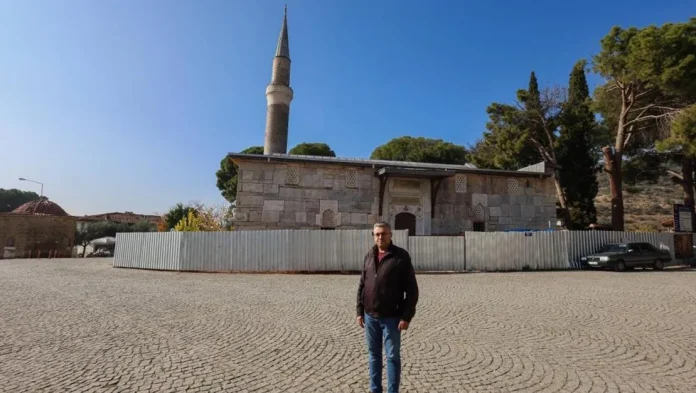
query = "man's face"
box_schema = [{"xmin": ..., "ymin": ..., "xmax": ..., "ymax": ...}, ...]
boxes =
[{"xmin": 373, "ymin": 226, "xmax": 392, "ymax": 248}]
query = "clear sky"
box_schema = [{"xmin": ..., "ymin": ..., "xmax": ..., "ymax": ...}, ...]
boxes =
[{"xmin": 0, "ymin": 0, "xmax": 693, "ymax": 216}]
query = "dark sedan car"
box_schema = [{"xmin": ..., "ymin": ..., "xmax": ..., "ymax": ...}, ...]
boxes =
[{"xmin": 582, "ymin": 242, "xmax": 672, "ymax": 272}]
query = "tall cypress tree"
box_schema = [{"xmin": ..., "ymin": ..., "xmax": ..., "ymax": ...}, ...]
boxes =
[{"xmin": 557, "ymin": 60, "xmax": 599, "ymax": 229}]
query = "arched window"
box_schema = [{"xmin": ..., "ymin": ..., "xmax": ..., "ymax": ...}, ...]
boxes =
[
  {"xmin": 474, "ymin": 204, "xmax": 486, "ymax": 221},
  {"xmin": 321, "ymin": 209, "xmax": 337, "ymax": 229},
  {"xmin": 473, "ymin": 203, "xmax": 486, "ymax": 232}
]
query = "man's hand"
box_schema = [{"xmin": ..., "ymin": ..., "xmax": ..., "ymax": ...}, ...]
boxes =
[
  {"xmin": 398, "ymin": 320, "xmax": 409, "ymax": 331},
  {"xmin": 357, "ymin": 316, "xmax": 364, "ymax": 329}
]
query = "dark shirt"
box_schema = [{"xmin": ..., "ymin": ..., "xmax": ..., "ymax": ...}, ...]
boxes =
[{"xmin": 356, "ymin": 242, "xmax": 419, "ymax": 322}]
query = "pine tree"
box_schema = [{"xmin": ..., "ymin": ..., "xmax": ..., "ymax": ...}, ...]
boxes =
[{"xmin": 557, "ymin": 60, "xmax": 599, "ymax": 229}]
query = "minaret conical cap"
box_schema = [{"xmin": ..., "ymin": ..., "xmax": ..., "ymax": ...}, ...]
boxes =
[{"xmin": 275, "ymin": 6, "xmax": 289, "ymax": 58}]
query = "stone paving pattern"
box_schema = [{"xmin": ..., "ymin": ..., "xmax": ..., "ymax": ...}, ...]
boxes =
[{"xmin": 1, "ymin": 259, "xmax": 695, "ymax": 392}]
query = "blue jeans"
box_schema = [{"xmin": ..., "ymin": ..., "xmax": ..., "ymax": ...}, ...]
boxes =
[{"xmin": 364, "ymin": 313, "xmax": 401, "ymax": 393}]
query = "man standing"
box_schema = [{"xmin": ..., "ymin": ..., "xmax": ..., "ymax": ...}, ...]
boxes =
[{"xmin": 356, "ymin": 222, "xmax": 419, "ymax": 393}]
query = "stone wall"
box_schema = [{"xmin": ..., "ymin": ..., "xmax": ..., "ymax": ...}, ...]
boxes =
[
  {"xmin": 432, "ymin": 174, "xmax": 557, "ymax": 234},
  {"xmin": 232, "ymin": 159, "xmax": 558, "ymax": 234},
  {"xmin": 0, "ymin": 214, "xmax": 76, "ymax": 258},
  {"xmin": 232, "ymin": 161, "xmax": 379, "ymax": 230}
]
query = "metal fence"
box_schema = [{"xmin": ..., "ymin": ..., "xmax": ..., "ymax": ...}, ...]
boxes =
[
  {"xmin": 408, "ymin": 236, "xmax": 466, "ymax": 272},
  {"xmin": 114, "ymin": 229, "xmax": 408, "ymax": 272},
  {"xmin": 114, "ymin": 229, "xmax": 684, "ymax": 273},
  {"xmin": 114, "ymin": 232, "xmax": 183, "ymax": 270},
  {"xmin": 466, "ymin": 231, "xmax": 570, "ymax": 271},
  {"xmin": 566, "ymin": 231, "xmax": 676, "ymax": 269}
]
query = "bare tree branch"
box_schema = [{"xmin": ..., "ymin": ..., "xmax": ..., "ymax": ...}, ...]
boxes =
[
  {"xmin": 667, "ymin": 169, "xmax": 684, "ymax": 181},
  {"xmin": 624, "ymin": 112, "xmax": 679, "ymax": 127},
  {"xmin": 633, "ymin": 88, "xmax": 657, "ymax": 100},
  {"xmin": 623, "ymin": 124, "xmax": 635, "ymax": 149}
]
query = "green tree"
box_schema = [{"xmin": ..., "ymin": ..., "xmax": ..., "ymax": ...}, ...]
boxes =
[
  {"xmin": 557, "ymin": 60, "xmax": 600, "ymax": 229},
  {"xmin": 468, "ymin": 105, "xmax": 539, "ymax": 170},
  {"xmin": 0, "ymin": 188, "xmax": 40, "ymax": 213},
  {"xmin": 659, "ymin": 105, "xmax": 696, "ymax": 158},
  {"xmin": 288, "ymin": 142, "xmax": 336, "ymax": 157},
  {"xmin": 517, "ymin": 72, "xmax": 572, "ymax": 226},
  {"xmin": 370, "ymin": 136, "xmax": 468, "ymax": 164},
  {"xmin": 163, "ymin": 203, "xmax": 197, "ymax": 230},
  {"xmin": 74, "ymin": 221, "xmax": 118, "ymax": 257},
  {"xmin": 467, "ymin": 73, "xmax": 565, "ymax": 172},
  {"xmin": 215, "ymin": 146, "xmax": 264, "ymax": 203},
  {"xmin": 657, "ymin": 104, "xmax": 696, "ymax": 228},
  {"xmin": 75, "ymin": 220, "xmax": 156, "ymax": 256},
  {"xmin": 622, "ymin": 152, "xmax": 670, "ymax": 185},
  {"xmin": 130, "ymin": 220, "xmax": 158, "ymax": 232},
  {"xmin": 74, "ymin": 229, "xmax": 94, "ymax": 257},
  {"xmin": 174, "ymin": 210, "xmax": 204, "ymax": 231},
  {"xmin": 592, "ymin": 19, "xmax": 696, "ymax": 230},
  {"xmin": 469, "ymin": 72, "xmax": 570, "ymax": 225}
]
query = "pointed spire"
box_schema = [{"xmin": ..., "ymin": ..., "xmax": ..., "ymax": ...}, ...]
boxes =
[{"xmin": 275, "ymin": 6, "xmax": 290, "ymax": 58}]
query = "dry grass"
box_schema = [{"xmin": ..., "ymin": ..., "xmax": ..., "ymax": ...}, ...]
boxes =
[{"xmin": 595, "ymin": 172, "xmax": 681, "ymax": 231}]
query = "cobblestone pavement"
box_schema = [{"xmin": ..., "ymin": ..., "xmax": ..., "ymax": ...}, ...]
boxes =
[{"xmin": 1, "ymin": 259, "xmax": 695, "ymax": 392}]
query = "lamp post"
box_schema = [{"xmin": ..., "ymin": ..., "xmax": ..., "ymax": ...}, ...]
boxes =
[{"xmin": 19, "ymin": 177, "xmax": 43, "ymax": 197}]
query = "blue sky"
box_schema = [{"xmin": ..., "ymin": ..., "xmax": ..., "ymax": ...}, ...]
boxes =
[{"xmin": 0, "ymin": 0, "xmax": 693, "ymax": 216}]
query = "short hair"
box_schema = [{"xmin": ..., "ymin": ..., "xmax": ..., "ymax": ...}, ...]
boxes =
[{"xmin": 373, "ymin": 222, "xmax": 391, "ymax": 232}]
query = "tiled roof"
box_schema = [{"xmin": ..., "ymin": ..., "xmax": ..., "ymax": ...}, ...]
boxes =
[
  {"xmin": 78, "ymin": 212, "xmax": 162, "ymax": 225},
  {"xmin": 11, "ymin": 197, "xmax": 69, "ymax": 216}
]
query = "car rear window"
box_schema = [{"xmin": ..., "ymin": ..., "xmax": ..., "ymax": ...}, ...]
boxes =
[{"xmin": 599, "ymin": 244, "xmax": 627, "ymax": 253}]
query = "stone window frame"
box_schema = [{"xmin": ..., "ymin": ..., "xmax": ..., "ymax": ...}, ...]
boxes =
[
  {"xmin": 455, "ymin": 174, "xmax": 467, "ymax": 193},
  {"xmin": 473, "ymin": 203, "xmax": 487, "ymax": 224},
  {"xmin": 507, "ymin": 178, "xmax": 520, "ymax": 195},
  {"xmin": 5, "ymin": 237, "xmax": 15, "ymax": 248},
  {"xmin": 320, "ymin": 209, "xmax": 337, "ymax": 229},
  {"xmin": 286, "ymin": 165, "xmax": 300, "ymax": 185},
  {"xmin": 346, "ymin": 168, "xmax": 358, "ymax": 188}
]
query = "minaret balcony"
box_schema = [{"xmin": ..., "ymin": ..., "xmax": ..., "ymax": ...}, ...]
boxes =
[{"xmin": 265, "ymin": 84, "xmax": 294, "ymax": 106}]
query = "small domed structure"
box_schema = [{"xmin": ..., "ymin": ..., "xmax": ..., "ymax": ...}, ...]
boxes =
[{"xmin": 12, "ymin": 197, "xmax": 69, "ymax": 216}]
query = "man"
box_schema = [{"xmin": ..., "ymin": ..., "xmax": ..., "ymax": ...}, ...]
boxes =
[{"xmin": 356, "ymin": 222, "xmax": 419, "ymax": 393}]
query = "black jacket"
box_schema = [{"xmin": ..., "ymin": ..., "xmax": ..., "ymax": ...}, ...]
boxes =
[{"xmin": 356, "ymin": 243, "xmax": 419, "ymax": 322}]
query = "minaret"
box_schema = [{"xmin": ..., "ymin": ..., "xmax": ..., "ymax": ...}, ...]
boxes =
[{"xmin": 263, "ymin": 6, "xmax": 293, "ymax": 155}]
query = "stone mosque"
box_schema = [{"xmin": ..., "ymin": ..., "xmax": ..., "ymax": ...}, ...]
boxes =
[{"xmin": 230, "ymin": 8, "xmax": 558, "ymax": 235}]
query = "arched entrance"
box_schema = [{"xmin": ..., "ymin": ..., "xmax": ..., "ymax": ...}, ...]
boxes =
[{"xmin": 395, "ymin": 212, "xmax": 416, "ymax": 236}]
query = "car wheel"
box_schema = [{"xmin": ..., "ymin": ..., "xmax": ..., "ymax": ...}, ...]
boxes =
[
  {"xmin": 654, "ymin": 260, "xmax": 664, "ymax": 271},
  {"xmin": 614, "ymin": 260, "xmax": 626, "ymax": 272}
]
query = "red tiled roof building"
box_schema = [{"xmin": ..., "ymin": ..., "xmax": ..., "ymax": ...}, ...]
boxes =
[{"xmin": 11, "ymin": 197, "xmax": 69, "ymax": 216}]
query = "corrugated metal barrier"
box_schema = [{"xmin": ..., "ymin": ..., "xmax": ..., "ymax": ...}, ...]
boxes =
[
  {"xmin": 409, "ymin": 236, "xmax": 466, "ymax": 271},
  {"xmin": 466, "ymin": 231, "xmax": 570, "ymax": 271},
  {"xmin": 114, "ymin": 229, "xmax": 682, "ymax": 273},
  {"xmin": 567, "ymin": 231, "xmax": 675, "ymax": 268},
  {"xmin": 114, "ymin": 232, "xmax": 183, "ymax": 271},
  {"xmin": 115, "ymin": 229, "xmax": 408, "ymax": 272}
]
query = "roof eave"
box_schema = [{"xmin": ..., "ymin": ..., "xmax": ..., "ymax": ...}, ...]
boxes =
[{"xmin": 228, "ymin": 153, "xmax": 552, "ymax": 178}]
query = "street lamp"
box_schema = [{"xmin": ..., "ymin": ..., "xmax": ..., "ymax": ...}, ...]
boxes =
[{"xmin": 19, "ymin": 177, "xmax": 43, "ymax": 197}]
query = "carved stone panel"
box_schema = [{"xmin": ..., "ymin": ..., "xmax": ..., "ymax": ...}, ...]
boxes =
[{"xmin": 389, "ymin": 203, "xmax": 423, "ymax": 218}]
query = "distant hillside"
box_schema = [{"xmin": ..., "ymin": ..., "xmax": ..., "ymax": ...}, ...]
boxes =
[{"xmin": 595, "ymin": 168, "xmax": 682, "ymax": 231}]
